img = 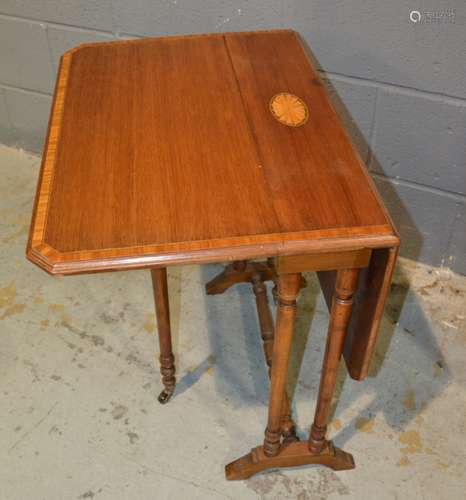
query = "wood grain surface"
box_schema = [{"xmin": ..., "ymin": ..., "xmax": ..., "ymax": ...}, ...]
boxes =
[{"xmin": 27, "ymin": 29, "xmax": 398, "ymax": 275}]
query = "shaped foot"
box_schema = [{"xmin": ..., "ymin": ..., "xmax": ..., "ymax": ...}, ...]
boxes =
[{"xmin": 225, "ymin": 440, "xmax": 354, "ymax": 480}]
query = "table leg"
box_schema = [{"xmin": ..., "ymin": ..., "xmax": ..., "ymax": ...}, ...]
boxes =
[
  {"xmin": 263, "ymin": 273, "xmax": 302, "ymax": 456},
  {"xmin": 225, "ymin": 268, "xmax": 359, "ymax": 480},
  {"xmin": 226, "ymin": 273, "xmax": 304, "ymax": 479},
  {"xmin": 308, "ymin": 268, "xmax": 359, "ymax": 453},
  {"xmin": 251, "ymin": 272, "xmax": 297, "ymax": 443},
  {"xmin": 151, "ymin": 268, "xmax": 176, "ymax": 404}
]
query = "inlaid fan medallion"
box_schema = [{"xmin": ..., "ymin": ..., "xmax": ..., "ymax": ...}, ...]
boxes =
[{"xmin": 269, "ymin": 93, "xmax": 309, "ymax": 127}]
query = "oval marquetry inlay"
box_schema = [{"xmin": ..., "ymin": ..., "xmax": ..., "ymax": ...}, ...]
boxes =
[{"xmin": 269, "ymin": 93, "xmax": 308, "ymax": 127}]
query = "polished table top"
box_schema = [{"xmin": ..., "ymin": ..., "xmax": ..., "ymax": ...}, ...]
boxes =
[{"xmin": 27, "ymin": 29, "xmax": 397, "ymax": 275}]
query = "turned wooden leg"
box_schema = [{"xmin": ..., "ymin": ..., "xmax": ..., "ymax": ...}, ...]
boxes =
[
  {"xmin": 308, "ymin": 268, "xmax": 360, "ymax": 453},
  {"xmin": 263, "ymin": 273, "xmax": 302, "ymax": 456},
  {"xmin": 151, "ymin": 268, "xmax": 176, "ymax": 404},
  {"xmin": 266, "ymin": 258, "xmax": 306, "ymax": 305},
  {"xmin": 226, "ymin": 269, "xmax": 358, "ymax": 480},
  {"xmin": 251, "ymin": 272, "xmax": 297, "ymax": 442}
]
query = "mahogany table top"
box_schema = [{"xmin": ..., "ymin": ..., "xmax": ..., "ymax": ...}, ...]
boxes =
[{"xmin": 27, "ymin": 29, "xmax": 398, "ymax": 275}]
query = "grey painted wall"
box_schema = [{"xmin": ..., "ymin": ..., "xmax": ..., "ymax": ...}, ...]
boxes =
[{"xmin": 0, "ymin": 1, "xmax": 464, "ymax": 274}]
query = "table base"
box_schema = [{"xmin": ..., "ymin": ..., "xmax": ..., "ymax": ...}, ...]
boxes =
[{"xmin": 226, "ymin": 440, "xmax": 354, "ymax": 480}]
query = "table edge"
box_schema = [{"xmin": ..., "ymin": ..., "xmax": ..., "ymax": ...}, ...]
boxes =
[{"xmin": 26, "ymin": 231, "xmax": 400, "ymax": 275}]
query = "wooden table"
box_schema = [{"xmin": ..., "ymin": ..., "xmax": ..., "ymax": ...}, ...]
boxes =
[{"xmin": 27, "ymin": 29, "xmax": 399, "ymax": 480}]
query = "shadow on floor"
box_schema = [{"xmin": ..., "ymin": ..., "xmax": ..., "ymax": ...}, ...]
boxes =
[{"xmin": 189, "ymin": 261, "xmax": 452, "ymax": 446}]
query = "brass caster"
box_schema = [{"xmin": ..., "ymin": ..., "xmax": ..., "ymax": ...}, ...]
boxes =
[{"xmin": 157, "ymin": 389, "xmax": 173, "ymax": 404}]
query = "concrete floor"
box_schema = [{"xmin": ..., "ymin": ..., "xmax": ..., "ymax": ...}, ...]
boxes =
[{"xmin": 0, "ymin": 144, "xmax": 465, "ymax": 500}]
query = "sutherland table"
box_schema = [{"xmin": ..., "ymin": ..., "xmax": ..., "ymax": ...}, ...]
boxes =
[{"xmin": 27, "ymin": 29, "xmax": 400, "ymax": 479}]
